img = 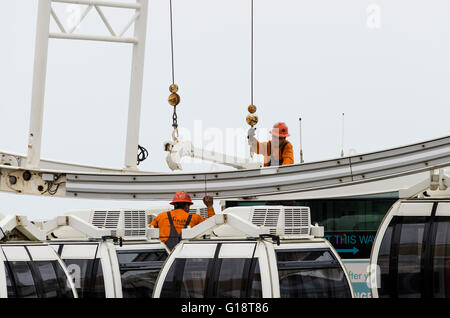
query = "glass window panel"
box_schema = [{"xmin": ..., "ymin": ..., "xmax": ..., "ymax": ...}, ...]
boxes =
[
  {"xmin": 160, "ymin": 258, "xmax": 211, "ymax": 298},
  {"xmin": 118, "ymin": 249, "xmax": 167, "ymax": 298},
  {"xmin": 53, "ymin": 261, "xmax": 75, "ymax": 298},
  {"xmin": 117, "ymin": 250, "xmax": 167, "ymax": 263},
  {"xmin": 5, "ymin": 264, "xmax": 17, "ymax": 298},
  {"xmin": 377, "ymin": 223, "xmax": 393, "ymax": 298},
  {"xmin": 277, "ymin": 250, "xmax": 335, "ymax": 263},
  {"xmin": 35, "ymin": 261, "xmax": 59, "ymax": 298},
  {"xmin": 432, "ymin": 220, "xmax": 450, "ymax": 298},
  {"xmin": 396, "ymin": 218, "xmax": 426, "ymax": 298},
  {"xmin": 278, "ymin": 267, "xmax": 351, "ymax": 298},
  {"xmin": 160, "ymin": 259, "xmax": 179, "ymax": 298},
  {"xmin": 8, "ymin": 262, "xmax": 38, "ymax": 298},
  {"xmin": 216, "ymin": 258, "xmax": 249, "ymax": 298},
  {"xmin": 180, "ymin": 258, "xmax": 209, "ymax": 298},
  {"xmin": 64, "ymin": 259, "xmax": 105, "ymax": 298},
  {"xmin": 120, "ymin": 269, "xmax": 160, "ymax": 298},
  {"xmin": 250, "ymin": 262, "xmax": 262, "ymax": 298},
  {"xmin": 91, "ymin": 260, "xmax": 105, "ymax": 298}
]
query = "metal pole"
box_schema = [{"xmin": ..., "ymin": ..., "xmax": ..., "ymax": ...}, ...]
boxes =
[
  {"xmin": 299, "ymin": 117, "xmax": 304, "ymax": 163},
  {"xmin": 26, "ymin": 0, "xmax": 52, "ymax": 169},
  {"xmin": 124, "ymin": 0, "xmax": 149, "ymax": 170},
  {"xmin": 341, "ymin": 113, "xmax": 345, "ymax": 157}
]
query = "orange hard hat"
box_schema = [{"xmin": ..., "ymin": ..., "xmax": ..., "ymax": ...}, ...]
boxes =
[
  {"xmin": 170, "ymin": 191, "xmax": 194, "ymax": 205},
  {"xmin": 270, "ymin": 122, "xmax": 290, "ymax": 137}
]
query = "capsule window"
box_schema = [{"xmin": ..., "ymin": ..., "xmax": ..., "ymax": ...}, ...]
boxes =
[
  {"xmin": 117, "ymin": 249, "xmax": 168, "ymax": 298},
  {"xmin": 431, "ymin": 218, "xmax": 450, "ymax": 298},
  {"xmin": 160, "ymin": 244, "xmax": 261, "ymax": 298},
  {"xmin": 6, "ymin": 262, "xmax": 38, "ymax": 298},
  {"xmin": 276, "ymin": 249, "xmax": 352, "ymax": 298},
  {"xmin": 375, "ymin": 212, "xmax": 450, "ymax": 298},
  {"xmin": 64, "ymin": 259, "xmax": 105, "ymax": 298},
  {"xmin": 377, "ymin": 224, "xmax": 394, "ymax": 298},
  {"xmin": 396, "ymin": 218, "xmax": 426, "ymax": 298}
]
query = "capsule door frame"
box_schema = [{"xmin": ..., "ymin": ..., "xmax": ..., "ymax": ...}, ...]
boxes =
[{"xmin": 0, "ymin": 249, "xmax": 7, "ymax": 298}]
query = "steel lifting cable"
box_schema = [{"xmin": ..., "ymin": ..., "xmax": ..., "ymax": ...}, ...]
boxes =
[
  {"xmin": 247, "ymin": 0, "xmax": 258, "ymax": 157},
  {"xmin": 168, "ymin": 0, "xmax": 181, "ymax": 141}
]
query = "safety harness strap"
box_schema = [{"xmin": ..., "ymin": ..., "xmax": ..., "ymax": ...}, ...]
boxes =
[{"xmin": 268, "ymin": 141, "xmax": 290, "ymax": 167}]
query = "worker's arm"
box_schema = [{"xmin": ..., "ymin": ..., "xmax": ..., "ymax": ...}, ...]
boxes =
[
  {"xmin": 203, "ymin": 196, "xmax": 216, "ymax": 218},
  {"xmin": 281, "ymin": 142, "xmax": 294, "ymax": 165},
  {"xmin": 248, "ymin": 129, "xmax": 270, "ymax": 157},
  {"xmin": 149, "ymin": 214, "xmax": 161, "ymax": 228},
  {"xmin": 250, "ymin": 139, "xmax": 270, "ymax": 156}
]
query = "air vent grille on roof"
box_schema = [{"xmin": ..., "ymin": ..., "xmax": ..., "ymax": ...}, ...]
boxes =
[
  {"xmin": 284, "ymin": 207, "xmax": 311, "ymax": 235},
  {"xmin": 92, "ymin": 211, "xmax": 120, "ymax": 229},
  {"xmin": 124, "ymin": 211, "xmax": 146, "ymax": 237},
  {"xmin": 91, "ymin": 211, "xmax": 120, "ymax": 237},
  {"xmin": 252, "ymin": 208, "xmax": 280, "ymax": 235}
]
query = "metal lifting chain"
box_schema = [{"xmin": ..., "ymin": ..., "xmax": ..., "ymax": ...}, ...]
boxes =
[{"xmin": 168, "ymin": 0, "xmax": 180, "ymax": 142}]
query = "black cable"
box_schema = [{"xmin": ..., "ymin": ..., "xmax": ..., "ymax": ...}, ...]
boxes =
[{"xmin": 137, "ymin": 144, "xmax": 149, "ymax": 165}]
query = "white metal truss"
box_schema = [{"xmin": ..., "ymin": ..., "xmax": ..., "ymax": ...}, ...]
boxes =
[
  {"xmin": 27, "ymin": 0, "xmax": 149, "ymax": 171},
  {"xmin": 0, "ymin": 214, "xmax": 111, "ymax": 242},
  {"xmin": 181, "ymin": 214, "xmax": 271, "ymax": 240}
]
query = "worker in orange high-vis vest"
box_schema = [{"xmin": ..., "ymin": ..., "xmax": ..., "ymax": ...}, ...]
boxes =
[
  {"xmin": 150, "ymin": 191, "xmax": 215, "ymax": 250},
  {"xmin": 248, "ymin": 122, "xmax": 294, "ymax": 167}
]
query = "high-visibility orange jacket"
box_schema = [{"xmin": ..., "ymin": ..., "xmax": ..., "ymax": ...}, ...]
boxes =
[
  {"xmin": 251, "ymin": 139, "xmax": 294, "ymax": 167},
  {"xmin": 150, "ymin": 208, "xmax": 215, "ymax": 243}
]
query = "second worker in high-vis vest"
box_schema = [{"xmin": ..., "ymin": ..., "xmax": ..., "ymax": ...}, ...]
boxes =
[
  {"xmin": 150, "ymin": 191, "xmax": 215, "ymax": 250},
  {"xmin": 248, "ymin": 122, "xmax": 294, "ymax": 167}
]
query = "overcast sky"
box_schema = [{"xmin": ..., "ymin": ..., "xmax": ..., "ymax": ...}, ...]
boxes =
[{"xmin": 0, "ymin": 0, "xmax": 449, "ymax": 219}]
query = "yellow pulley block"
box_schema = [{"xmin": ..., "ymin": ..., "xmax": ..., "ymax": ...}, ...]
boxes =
[
  {"xmin": 169, "ymin": 84, "xmax": 179, "ymax": 93},
  {"xmin": 168, "ymin": 93, "xmax": 180, "ymax": 107},
  {"xmin": 246, "ymin": 114, "xmax": 258, "ymax": 127}
]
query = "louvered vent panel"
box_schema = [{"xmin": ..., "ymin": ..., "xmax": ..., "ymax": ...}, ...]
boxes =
[
  {"xmin": 124, "ymin": 211, "xmax": 146, "ymax": 237},
  {"xmin": 252, "ymin": 208, "xmax": 281, "ymax": 235},
  {"xmin": 284, "ymin": 207, "xmax": 310, "ymax": 235},
  {"xmin": 91, "ymin": 211, "xmax": 120, "ymax": 237}
]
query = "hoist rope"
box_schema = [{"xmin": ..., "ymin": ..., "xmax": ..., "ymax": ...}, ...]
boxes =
[
  {"xmin": 169, "ymin": 0, "xmax": 179, "ymax": 141},
  {"xmin": 169, "ymin": 0, "xmax": 175, "ymax": 85},
  {"xmin": 250, "ymin": 0, "xmax": 254, "ymax": 106}
]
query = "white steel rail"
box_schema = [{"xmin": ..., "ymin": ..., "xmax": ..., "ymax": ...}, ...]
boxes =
[
  {"xmin": 3, "ymin": 135, "xmax": 448, "ymax": 200},
  {"xmin": 26, "ymin": 0, "xmax": 149, "ymax": 171},
  {"xmin": 63, "ymin": 135, "xmax": 450, "ymax": 199}
]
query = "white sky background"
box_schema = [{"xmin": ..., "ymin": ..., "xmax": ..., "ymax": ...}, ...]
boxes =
[{"xmin": 0, "ymin": 0, "xmax": 449, "ymax": 219}]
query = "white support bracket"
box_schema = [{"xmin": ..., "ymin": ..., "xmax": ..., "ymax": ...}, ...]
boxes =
[
  {"xmin": 164, "ymin": 141, "xmax": 262, "ymax": 171},
  {"xmin": 42, "ymin": 215, "xmax": 111, "ymax": 239},
  {"xmin": 182, "ymin": 213, "xmax": 270, "ymax": 240},
  {"xmin": 428, "ymin": 168, "xmax": 449, "ymax": 191},
  {"xmin": 0, "ymin": 215, "xmax": 47, "ymax": 241},
  {"xmin": 27, "ymin": 0, "xmax": 149, "ymax": 171}
]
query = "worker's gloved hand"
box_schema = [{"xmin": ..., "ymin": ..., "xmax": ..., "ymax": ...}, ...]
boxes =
[
  {"xmin": 247, "ymin": 128, "xmax": 256, "ymax": 145},
  {"xmin": 203, "ymin": 196, "xmax": 214, "ymax": 208}
]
